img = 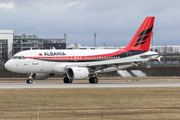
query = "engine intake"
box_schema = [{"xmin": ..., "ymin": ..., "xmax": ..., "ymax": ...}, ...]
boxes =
[{"xmin": 67, "ymin": 67, "xmax": 89, "ymax": 79}]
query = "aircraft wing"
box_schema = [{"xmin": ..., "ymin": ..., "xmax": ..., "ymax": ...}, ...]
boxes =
[{"xmin": 65, "ymin": 59, "xmax": 144, "ymax": 71}]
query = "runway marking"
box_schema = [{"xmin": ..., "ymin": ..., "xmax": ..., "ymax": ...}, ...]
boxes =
[{"xmin": 0, "ymin": 82, "xmax": 180, "ymax": 89}]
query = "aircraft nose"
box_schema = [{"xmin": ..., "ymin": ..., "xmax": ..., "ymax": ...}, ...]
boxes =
[{"xmin": 5, "ymin": 60, "xmax": 12, "ymax": 71}]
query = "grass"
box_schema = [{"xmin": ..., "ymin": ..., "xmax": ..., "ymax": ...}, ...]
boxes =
[{"xmin": 0, "ymin": 87, "xmax": 180, "ymax": 120}]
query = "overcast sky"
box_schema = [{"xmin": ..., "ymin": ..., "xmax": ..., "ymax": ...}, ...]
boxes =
[{"xmin": 1, "ymin": 0, "xmax": 180, "ymax": 46}]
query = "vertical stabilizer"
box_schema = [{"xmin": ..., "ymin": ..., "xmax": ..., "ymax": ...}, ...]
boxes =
[{"xmin": 125, "ymin": 17, "xmax": 155, "ymax": 51}]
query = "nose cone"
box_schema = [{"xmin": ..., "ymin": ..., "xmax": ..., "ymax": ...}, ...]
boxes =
[{"xmin": 5, "ymin": 60, "xmax": 13, "ymax": 72}]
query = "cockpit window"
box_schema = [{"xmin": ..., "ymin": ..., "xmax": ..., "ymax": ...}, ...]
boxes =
[
  {"xmin": 12, "ymin": 56, "xmax": 18, "ymax": 59},
  {"xmin": 22, "ymin": 56, "xmax": 25, "ymax": 59},
  {"xmin": 12, "ymin": 56, "xmax": 26, "ymax": 59}
]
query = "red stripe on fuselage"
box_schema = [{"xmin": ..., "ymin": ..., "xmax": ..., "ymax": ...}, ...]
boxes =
[{"xmin": 26, "ymin": 48, "xmax": 128, "ymax": 60}]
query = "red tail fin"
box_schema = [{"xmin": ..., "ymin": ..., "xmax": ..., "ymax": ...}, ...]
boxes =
[{"xmin": 125, "ymin": 17, "xmax": 155, "ymax": 51}]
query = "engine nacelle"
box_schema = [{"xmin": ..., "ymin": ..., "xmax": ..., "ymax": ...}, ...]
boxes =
[
  {"xmin": 32, "ymin": 73, "xmax": 54, "ymax": 80},
  {"xmin": 67, "ymin": 67, "xmax": 89, "ymax": 80}
]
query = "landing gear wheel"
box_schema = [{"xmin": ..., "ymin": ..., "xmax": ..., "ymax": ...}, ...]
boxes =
[
  {"xmin": 89, "ymin": 77, "xmax": 98, "ymax": 83},
  {"xmin": 89, "ymin": 77, "xmax": 93, "ymax": 83},
  {"xmin": 63, "ymin": 77, "xmax": 73, "ymax": 83},
  {"xmin": 26, "ymin": 79, "xmax": 33, "ymax": 84},
  {"xmin": 93, "ymin": 77, "xmax": 98, "ymax": 83}
]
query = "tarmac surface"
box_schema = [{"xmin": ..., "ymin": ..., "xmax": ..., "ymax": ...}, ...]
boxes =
[{"xmin": 0, "ymin": 81, "xmax": 180, "ymax": 89}]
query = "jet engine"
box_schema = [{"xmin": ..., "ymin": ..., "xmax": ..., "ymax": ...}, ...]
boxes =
[
  {"xmin": 67, "ymin": 67, "xmax": 89, "ymax": 79},
  {"xmin": 31, "ymin": 73, "xmax": 54, "ymax": 80}
]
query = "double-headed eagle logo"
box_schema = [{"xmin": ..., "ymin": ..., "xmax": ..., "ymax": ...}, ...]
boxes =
[{"xmin": 133, "ymin": 25, "xmax": 153, "ymax": 47}]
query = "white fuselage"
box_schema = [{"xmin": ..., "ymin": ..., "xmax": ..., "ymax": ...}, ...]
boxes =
[{"xmin": 5, "ymin": 49, "xmax": 158, "ymax": 74}]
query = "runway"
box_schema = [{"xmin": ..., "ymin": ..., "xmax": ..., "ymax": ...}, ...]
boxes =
[{"xmin": 0, "ymin": 82, "xmax": 180, "ymax": 89}]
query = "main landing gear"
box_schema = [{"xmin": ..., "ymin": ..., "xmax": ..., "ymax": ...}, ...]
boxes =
[
  {"xmin": 63, "ymin": 77, "xmax": 73, "ymax": 83},
  {"xmin": 63, "ymin": 76, "xmax": 98, "ymax": 84},
  {"xmin": 89, "ymin": 77, "xmax": 98, "ymax": 83}
]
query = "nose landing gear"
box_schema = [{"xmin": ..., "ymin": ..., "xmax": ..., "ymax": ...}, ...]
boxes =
[
  {"xmin": 26, "ymin": 73, "xmax": 34, "ymax": 84},
  {"xmin": 26, "ymin": 79, "xmax": 33, "ymax": 84}
]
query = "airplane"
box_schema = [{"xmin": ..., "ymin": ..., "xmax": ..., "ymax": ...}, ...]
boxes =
[{"xmin": 5, "ymin": 16, "xmax": 159, "ymax": 84}]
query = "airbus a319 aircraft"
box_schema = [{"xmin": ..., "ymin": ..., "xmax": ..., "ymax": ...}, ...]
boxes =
[{"xmin": 5, "ymin": 16, "xmax": 159, "ymax": 84}]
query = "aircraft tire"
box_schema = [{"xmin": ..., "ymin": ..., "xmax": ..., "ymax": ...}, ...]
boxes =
[
  {"xmin": 68, "ymin": 79, "xmax": 73, "ymax": 83},
  {"xmin": 93, "ymin": 77, "xmax": 98, "ymax": 83},
  {"xmin": 89, "ymin": 77, "xmax": 93, "ymax": 83},
  {"xmin": 89, "ymin": 77, "xmax": 98, "ymax": 83},
  {"xmin": 63, "ymin": 77, "xmax": 73, "ymax": 83},
  {"xmin": 26, "ymin": 79, "xmax": 29, "ymax": 84},
  {"xmin": 26, "ymin": 79, "xmax": 33, "ymax": 84}
]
